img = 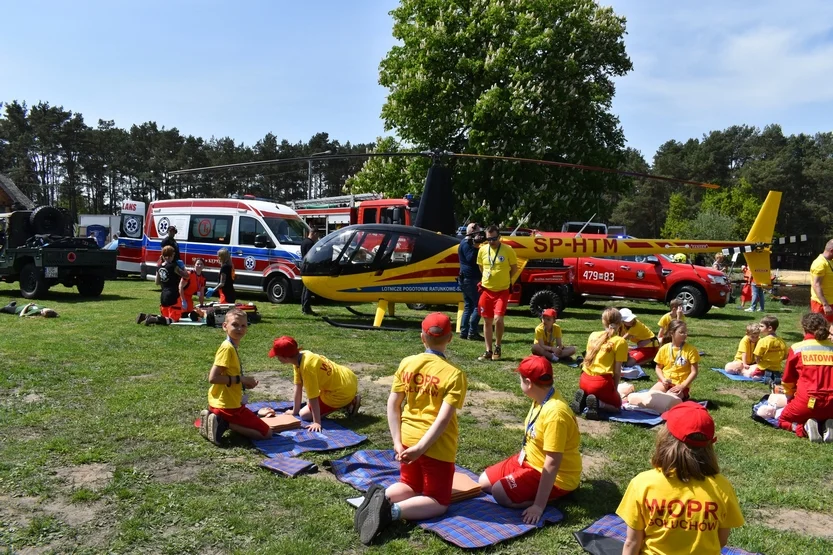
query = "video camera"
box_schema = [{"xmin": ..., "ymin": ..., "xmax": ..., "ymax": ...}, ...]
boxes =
[{"xmin": 468, "ymin": 230, "xmax": 486, "ymax": 243}]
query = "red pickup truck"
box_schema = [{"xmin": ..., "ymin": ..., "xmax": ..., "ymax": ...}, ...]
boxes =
[{"xmin": 509, "ymin": 234, "xmax": 732, "ymax": 317}]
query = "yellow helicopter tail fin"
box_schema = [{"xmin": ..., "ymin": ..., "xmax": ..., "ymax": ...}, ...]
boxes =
[{"xmin": 743, "ymin": 191, "xmax": 781, "ymax": 287}]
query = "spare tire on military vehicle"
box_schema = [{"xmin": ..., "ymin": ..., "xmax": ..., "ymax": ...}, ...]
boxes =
[{"xmin": 30, "ymin": 205, "xmax": 66, "ymax": 235}]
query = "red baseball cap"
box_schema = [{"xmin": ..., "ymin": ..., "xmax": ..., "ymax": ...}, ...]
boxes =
[
  {"xmin": 515, "ymin": 355, "xmax": 553, "ymax": 386},
  {"xmin": 662, "ymin": 401, "xmax": 716, "ymax": 448},
  {"xmin": 268, "ymin": 336, "xmax": 300, "ymax": 358},
  {"xmin": 422, "ymin": 312, "xmax": 452, "ymax": 337},
  {"xmin": 541, "ymin": 308, "xmax": 557, "ymax": 318}
]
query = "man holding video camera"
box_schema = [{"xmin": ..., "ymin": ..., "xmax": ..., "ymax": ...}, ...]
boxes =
[{"xmin": 458, "ymin": 222, "xmax": 485, "ymax": 341}]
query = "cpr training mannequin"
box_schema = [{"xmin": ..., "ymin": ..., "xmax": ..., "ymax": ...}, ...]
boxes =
[
  {"xmin": 756, "ymin": 393, "xmax": 788, "ymax": 419},
  {"xmin": 617, "ymin": 383, "xmax": 682, "ymax": 414}
]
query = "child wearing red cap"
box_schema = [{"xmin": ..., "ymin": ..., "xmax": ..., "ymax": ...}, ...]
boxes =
[
  {"xmin": 572, "ymin": 307, "xmax": 628, "ymax": 420},
  {"xmin": 354, "ymin": 312, "xmax": 467, "ymax": 545},
  {"xmin": 531, "ymin": 308, "xmax": 578, "ymax": 362},
  {"xmin": 778, "ymin": 312, "xmax": 833, "ymax": 442},
  {"xmin": 268, "ymin": 336, "xmax": 360, "ymax": 433},
  {"xmin": 617, "ymin": 402, "xmax": 744, "ymax": 554},
  {"xmin": 652, "ymin": 320, "xmax": 700, "ymax": 401},
  {"xmin": 198, "ymin": 308, "xmax": 271, "ymax": 445},
  {"xmin": 479, "ymin": 355, "xmax": 581, "ymax": 524}
]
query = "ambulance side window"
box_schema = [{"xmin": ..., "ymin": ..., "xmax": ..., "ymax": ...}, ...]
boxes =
[
  {"xmin": 188, "ymin": 215, "xmax": 232, "ymax": 245},
  {"xmin": 239, "ymin": 216, "xmax": 268, "ymax": 246}
]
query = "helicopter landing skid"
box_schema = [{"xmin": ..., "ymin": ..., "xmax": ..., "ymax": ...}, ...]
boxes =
[
  {"xmin": 321, "ymin": 316, "xmax": 409, "ymax": 332},
  {"xmin": 345, "ymin": 306, "xmax": 403, "ymax": 318}
]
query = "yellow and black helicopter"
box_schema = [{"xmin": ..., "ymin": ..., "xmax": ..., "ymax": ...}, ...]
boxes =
[{"xmin": 173, "ymin": 151, "xmax": 782, "ymax": 330}]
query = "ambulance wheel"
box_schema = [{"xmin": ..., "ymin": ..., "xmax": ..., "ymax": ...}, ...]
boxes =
[
  {"xmin": 77, "ymin": 276, "xmax": 105, "ymax": 297},
  {"xmin": 266, "ymin": 275, "xmax": 290, "ymax": 304},
  {"xmin": 674, "ymin": 285, "xmax": 707, "ymax": 317},
  {"xmin": 529, "ymin": 289, "xmax": 564, "ymax": 318},
  {"xmin": 20, "ymin": 263, "xmax": 48, "ymax": 299}
]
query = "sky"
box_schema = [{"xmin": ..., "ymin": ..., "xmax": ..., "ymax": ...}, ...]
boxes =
[{"xmin": 3, "ymin": 0, "xmax": 833, "ymax": 162}]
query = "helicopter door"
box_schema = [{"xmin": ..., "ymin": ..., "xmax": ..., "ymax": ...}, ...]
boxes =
[{"xmin": 336, "ymin": 230, "xmax": 391, "ymax": 275}]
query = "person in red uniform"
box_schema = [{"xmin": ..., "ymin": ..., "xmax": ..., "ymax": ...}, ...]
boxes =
[
  {"xmin": 180, "ymin": 258, "xmax": 207, "ymax": 319},
  {"xmin": 777, "ymin": 312, "xmax": 833, "ymax": 442}
]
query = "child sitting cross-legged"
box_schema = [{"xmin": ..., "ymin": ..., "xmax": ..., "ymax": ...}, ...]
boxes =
[
  {"xmin": 724, "ymin": 323, "xmax": 761, "ymax": 376},
  {"xmin": 750, "ymin": 315, "xmax": 787, "ymax": 379},
  {"xmin": 479, "ymin": 355, "xmax": 581, "ymax": 524},
  {"xmin": 531, "ymin": 308, "xmax": 578, "ymax": 362},
  {"xmin": 268, "ymin": 336, "xmax": 361, "ymax": 432},
  {"xmin": 354, "ymin": 313, "xmax": 467, "ymax": 545},
  {"xmin": 617, "ymin": 402, "xmax": 745, "ymax": 554},
  {"xmin": 652, "ymin": 320, "xmax": 700, "ymax": 401}
]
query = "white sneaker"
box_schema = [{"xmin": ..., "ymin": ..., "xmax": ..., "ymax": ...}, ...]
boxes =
[
  {"xmin": 744, "ymin": 308, "xmax": 755, "ymax": 312},
  {"xmin": 824, "ymin": 420, "xmax": 833, "ymax": 443},
  {"xmin": 806, "ymin": 419, "xmax": 823, "ymax": 443}
]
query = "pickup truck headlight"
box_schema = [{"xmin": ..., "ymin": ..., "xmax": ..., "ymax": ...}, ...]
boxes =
[{"xmin": 708, "ymin": 274, "xmax": 728, "ymax": 286}]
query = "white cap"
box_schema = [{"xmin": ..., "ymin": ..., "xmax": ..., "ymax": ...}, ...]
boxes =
[{"xmin": 619, "ymin": 308, "xmax": 636, "ymax": 323}]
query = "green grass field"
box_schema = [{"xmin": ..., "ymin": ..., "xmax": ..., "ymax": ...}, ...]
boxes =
[{"xmin": 1, "ymin": 279, "xmax": 832, "ymax": 554}]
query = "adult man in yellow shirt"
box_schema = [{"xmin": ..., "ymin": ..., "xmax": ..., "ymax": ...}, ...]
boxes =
[
  {"xmin": 810, "ymin": 239, "xmax": 833, "ymax": 332},
  {"xmin": 476, "ymin": 225, "xmax": 518, "ymax": 361}
]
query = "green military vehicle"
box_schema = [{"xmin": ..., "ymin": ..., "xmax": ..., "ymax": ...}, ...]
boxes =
[{"xmin": 0, "ymin": 206, "xmax": 117, "ymax": 299}]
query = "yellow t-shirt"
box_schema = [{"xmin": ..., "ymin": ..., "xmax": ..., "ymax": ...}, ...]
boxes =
[
  {"xmin": 810, "ymin": 254, "xmax": 833, "ymax": 304},
  {"xmin": 534, "ymin": 322, "xmax": 562, "ymax": 347},
  {"xmin": 616, "ymin": 468, "xmax": 744, "ymax": 555},
  {"xmin": 522, "ymin": 392, "xmax": 582, "ymax": 491},
  {"xmin": 208, "ymin": 340, "xmax": 243, "ymax": 409},
  {"xmin": 654, "ymin": 342, "xmax": 700, "ymax": 385},
  {"xmin": 293, "ymin": 351, "xmax": 358, "ymax": 409},
  {"xmin": 392, "ymin": 352, "xmax": 467, "ymax": 463},
  {"xmin": 657, "ymin": 312, "xmax": 685, "ymax": 331},
  {"xmin": 477, "ymin": 241, "xmax": 518, "ymax": 292},
  {"xmin": 623, "ymin": 320, "xmax": 658, "ymax": 346},
  {"xmin": 753, "ymin": 335, "xmax": 787, "ymax": 371},
  {"xmin": 583, "ymin": 332, "xmax": 628, "ymax": 376},
  {"xmin": 733, "ymin": 336, "xmax": 756, "ymax": 362}
]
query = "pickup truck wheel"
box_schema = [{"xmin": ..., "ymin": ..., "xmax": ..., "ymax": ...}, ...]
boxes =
[
  {"xmin": 675, "ymin": 285, "xmax": 707, "ymax": 317},
  {"xmin": 266, "ymin": 275, "xmax": 290, "ymax": 304},
  {"xmin": 406, "ymin": 303, "xmax": 428, "ymax": 310},
  {"xmin": 529, "ymin": 289, "xmax": 565, "ymax": 318},
  {"xmin": 77, "ymin": 276, "xmax": 105, "ymax": 297},
  {"xmin": 20, "ymin": 263, "xmax": 48, "ymax": 299}
]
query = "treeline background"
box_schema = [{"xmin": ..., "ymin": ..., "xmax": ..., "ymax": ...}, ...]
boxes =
[{"xmin": 1, "ymin": 100, "xmax": 831, "ymax": 252}]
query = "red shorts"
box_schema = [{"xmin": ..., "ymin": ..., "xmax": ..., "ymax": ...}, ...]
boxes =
[
  {"xmin": 160, "ymin": 305, "xmax": 182, "ymax": 322},
  {"xmin": 629, "ymin": 346, "xmax": 659, "ymax": 364},
  {"xmin": 484, "ymin": 454, "xmax": 572, "ymax": 504},
  {"xmin": 656, "ymin": 380, "xmax": 690, "ymax": 401},
  {"xmin": 399, "ymin": 449, "xmax": 456, "ymax": 506},
  {"xmin": 317, "ymin": 399, "xmax": 341, "ymax": 415},
  {"xmin": 778, "ymin": 394, "xmax": 833, "ymax": 437},
  {"xmin": 579, "ymin": 372, "xmax": 622, "ymax": 408},
  {"xmin": 209, "ymin": 405, "xmax": 269, "ymax": 436},
  {"xmin": 478, "ymin": 288, "xmax": 510, "ymax": 319},
  {"xmin": 810, "ymin": 300, "xmax": 833, "ymax": 323}
]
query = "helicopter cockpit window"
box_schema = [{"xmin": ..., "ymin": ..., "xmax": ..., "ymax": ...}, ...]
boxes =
[
  {"xmin": 380, "ymin": 234, "xmax": 415, "ymax": 266},
  {"xmin": 341, "ymin": 231, "xmax": 387, "ymax": 265}
]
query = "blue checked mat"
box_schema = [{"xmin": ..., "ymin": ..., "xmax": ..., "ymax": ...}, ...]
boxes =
[
  {"xmin": 601, "ymin": 394, "xmax": 709, "ymax": 427},
  {"xmin": 574, "ymin": 514, "xmax": 763, "ymax": 555},
  {"xmin": 260, "ymin": 455, "xmax": 318, "ymax": 477},
  {"xmin": 331, "ymin": 449, "xmax": 565, "ymax": 549},
  {"xmin": 248, "ymin": 400, "xmax": 367, "ymax": 458},
  {"xmin": 711, "ymin": 367, "xmax": 764, "ymax": 382}
]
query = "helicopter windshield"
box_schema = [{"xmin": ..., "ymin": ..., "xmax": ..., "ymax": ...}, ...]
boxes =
[{"xmin": 302, "ymin": 227, "xmax": 419, "ymax": 276}]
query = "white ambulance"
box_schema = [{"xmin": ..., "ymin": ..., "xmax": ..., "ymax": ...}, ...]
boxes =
[{"xmin": 119, "ymin": 196, "xmax": 309, "ymax": 303}]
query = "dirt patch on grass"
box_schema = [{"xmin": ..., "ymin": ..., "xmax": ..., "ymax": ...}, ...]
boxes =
[
  {"xmin": 128, "ymin": 374, "xmax": 154, "ymax": 380},
  {"xmin": 577, "ymin": 418, "xmax": 613, "ymax": 438},
  {"xmin": 22, "ymin": 393, "xmax": 44, "ymax": 403},
  {"xmin": 754, "ymin": 508, "xmax": 833, "ymax": 539},
  {"xmin": 374, "ymin": 375, "xmax": 395, "ymax": 388},
  {"xmin": 717, "ymin": 387, "xmax": 763, "ymax": 401},
  {"xmin": 464, "ymin": 390, "xmax": 520, "ymax": 426},
  {"xmin": 54, "ymin": 463, "xmax": 113, "ymax": 490},
  {"xmin": 248, "ymin": 372, "xmax": 296, "ymax": 401},
  {"xmin": 349, "ymin": 363, "xmax": 385, "ymax": 373},
  {"xmin": 581, "ymin": 453, "xmax": 610, "ymax": 478},
  {"xmin": 0, "ymin": 495, "xmax": 105, "ymax": 527},
  {"xmin": 139, "ymin": 457, "xmax": 202, "ymax": 484}
]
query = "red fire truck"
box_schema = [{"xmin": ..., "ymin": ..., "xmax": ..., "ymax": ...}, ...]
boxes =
[{"xmin": 290, "ymin": 193, "xmax": 419, "ymax": 235}]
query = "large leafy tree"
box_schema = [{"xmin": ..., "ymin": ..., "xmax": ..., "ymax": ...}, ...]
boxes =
[{"xmin": 368, "ymin": 0, "xmax": 633, "ymax": 227}]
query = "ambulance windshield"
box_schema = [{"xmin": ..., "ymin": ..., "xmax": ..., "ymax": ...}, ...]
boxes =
[{"xmin": 263, "ymin": 217, "xmax": 308, "ymax": 246}]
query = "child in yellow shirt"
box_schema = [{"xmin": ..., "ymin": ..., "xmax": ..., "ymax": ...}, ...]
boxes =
[
  {"xmin": 620, "ymin": 308, "xmax": 660, "ymax": 367},
  {"xmin": 617, "ymin": 402, "xmax": 744, "ymax": 554},
  {"xmin": 531, "ymin": 308, "xmax": 577, "ymax": 362},
  {"xmin": 652, "ymin": 320, "xmax": 700, "ymax": 401},
  {"xmin": 750, "ymin": 315, "xmax": 787, "ymax": 378},
  {"xmin": 354, "ymin": 313, "xmax": 467, "ymax": 545},
  {"xmin": 724, "ymin": 323, "xmax": 761, "ymax": 376},
  {"xmin": 657, "ymin": 299, "xmax": 685, "ymax": 343},
  {"xmin": 269, "ymin": 336, "xmax": 361, "ymax": 432}
]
